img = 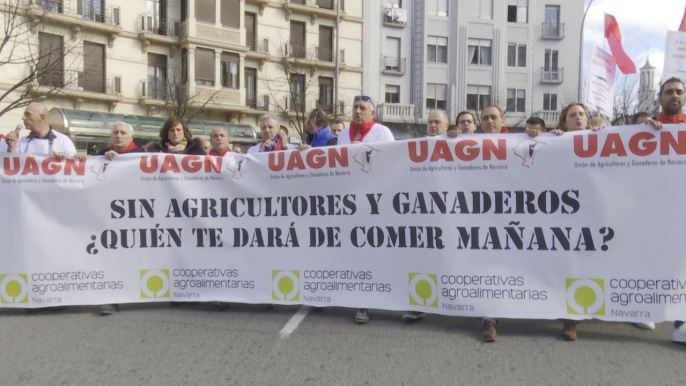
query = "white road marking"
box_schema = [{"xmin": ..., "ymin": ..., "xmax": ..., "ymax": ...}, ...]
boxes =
[{"xmin": 278, "ymin": 306, "xmax": 311, "ymax": 338}]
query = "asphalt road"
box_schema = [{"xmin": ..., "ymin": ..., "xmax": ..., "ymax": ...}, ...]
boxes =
[{"xmin": 1, "ymin": 304, "xmax": 684, "ymax": 386}]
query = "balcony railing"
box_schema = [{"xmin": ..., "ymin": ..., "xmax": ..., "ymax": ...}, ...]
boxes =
[
  {"xmin": 284, "ymin": 42, "xmax": 339, "ymax": 64},
  {"xmin": 542, "ymin": 23, "xmax": 564, "ymax": 39},
  {"xmin": 377, "ymin": 103, "xmax": 416, "ymax": 122},
  {"xmin": 140, "ymin": 14, "xmax": 180, "ymax": 37},
  {"xmin": 541, "ymin": 67, "xmax": 564, "ymax": 83},
  {"xmin": 246, "ymin": 94, "xmax": 270, "ymax": 110},
  {"xmin": 383, "ymin": 56, "xmax": 406, "ymax": 75},
  {"xmin": 289, "ymin": 0, "xmax": 339, "ymax": 10},
  {"xmin": 384, "ymin": 7, "xmax": 408, "ymax": 27},
  {"xmin": 141, "ymin": 79, "xmax": 167, "ymax": 100},
  {"xmin": 534, "ymin": 111, "xmax": 560, "ymax": 124},
  {"xmin": 37, "ymin": 70, "xmax": 120, "ymax": 94},
  {"xmin": 248, "ymin": 36, "xmax": 270, "ymax": 53},
  {"xmin": 29, "ymin": 0, "xmax": 121, "ymax": 26}
]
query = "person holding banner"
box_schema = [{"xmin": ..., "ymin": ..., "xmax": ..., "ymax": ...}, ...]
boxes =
[
  {"xmin": 330, "ymin": 119, "xmax": 345, "ymax": 137},
  {"xmin": 337, "ymin": 96, "xmax": 394, "ymax": 324},
  {"xmin": 642, "ymin": 77, "xmax": 686, "ymax": 343},
  {"xmin": 424, "ymin": 110, "xmax": 450, "ymax": 137},
  {"xmin": 298, "ymin": 108, "xmax": 338, "ymax": 150},
  {"xmin": 96, "ymin": 122, "xmax": 144, "ymax": 159},
  {"xmin": 450, "ymin": 111, "xmax": 478, "ymax": 134},
  {"xmin": 556, "ymin": 103, "xmax": 592, "ymax": 132},
  {"xmin": 208, "ymin": 127, "xmax": 232, "ymax": 156},
  {"xmin": 337, "ymin": 96, "xmax": 394, "ymax": 145},
  {"xmin": 248, "ymin": 113, "xmax": 289, "ymax": 153},
  {"xmin": 156, "ymin": 118, "xmax": 206, "ymax": 156},
  {"xmin": 0, "ymin": 102, "xmax": 76, "ymax": 159}
]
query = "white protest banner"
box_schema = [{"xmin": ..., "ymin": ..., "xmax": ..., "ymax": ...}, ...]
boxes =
[
  {"xmin": 586, "ymin": 45, "xmax": 617, "ymax": 115},
  {"xmin": 663, "ymin": 31, "xmax": 686, "ymax": 82},
  {"xmin": 2, "ymin": 126, "xmax": 686, "ymax": 324}
]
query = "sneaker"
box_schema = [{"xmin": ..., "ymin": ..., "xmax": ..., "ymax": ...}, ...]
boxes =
[
  {"xmin": 402, "ymin": 311, "xmax": 425, "ymax": 322},
  {"xmin": 212, "ymin": 301, "xmax": 230, "ymax": 310},
  {"xmin": 482, "ymin": 319, "xmax": 497, "ymax": 342},
  {"xmin": 100, "ymin": 304, "xmax": 118, "ymax": 316},
  {"xmin": 634, "ymin": 322, "xmax": 656, "ymax": 330},
  {"xmin": 355, "ymin": 309, "xmax": 369, "ymax": 324},
  {"xmin": 563, "ymin": 320, "xmax": 577, "ymax": 341},
  {"xmin": 673, "ymin": 324, "xmax": 686, "ymax": 344}
]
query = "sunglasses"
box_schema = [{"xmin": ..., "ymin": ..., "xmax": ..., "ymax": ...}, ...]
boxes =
[
  {"xmin": 459, "ymin": 119, "xmax": 474, "ymax": 124},
  {"xmin": 354, "ymin": 96, "xmax": 372, "ymax": 102}
]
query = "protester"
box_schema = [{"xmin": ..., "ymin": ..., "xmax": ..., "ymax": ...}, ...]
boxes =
[
  {"xmin": 590, "ymin": 116, "xmax": 611, "ymax": 129},
  {"xmin": 298, "ymin": 108, "xmax": 338, "ymax": 150},
  {"xmin": 155, "ymin": 117, "xmax": 206, "ymax": 155},
  {"xmin": 0, "ymin": 102, "xmax": 76, "ymax": 158},
  {"xmin": 452, "ymin": 111, "xmax": 478, "ymax": 134},
  {"xmin": 642, "ymin": 77, "xmax": 686, "ymax": 342},
  {"xmin": 425, "ymin": 110, "xmax": 450, "ymax": 137},
  {"xmin": 337, "ymin": 96, "xmax": 394, "ymax": 146},
  {"xmin": 524, "ymin": 116, "xmax": 563, "ymax": 138},
  {"xmin": 633, "ymin": 112, "xmax": 651, "ymax": 125},
  {"xmin": 481, "ymin": 106, "xmax": 509, "ymax": 133},
  {"xmin": 209, "ymin": 127, "xmax": 232, "ymax": 156},
  {"xmin": 144, "ymin": 141, "xmax": 163, "ymax": 152},
  {"xmin": 232, "ymin": 145, "xmax": 243, "ymax": 154},
  {"xmin": 556, "ymin": 103, "xmax": 592, "ymax": 132},
  {"xmin": 200, "ymin": 139, "xmax": 212, "ymax": 154},
  {"xmin": 330, "ymin": 119, "xmax": 345, "ymax": 137},
  {"xmin": 248, "ymin": 113, "xmax": 288, "ymax": 153},
  {"xmin": 335, "ymin": 96, "xmax": 394, "ymax": 324}
]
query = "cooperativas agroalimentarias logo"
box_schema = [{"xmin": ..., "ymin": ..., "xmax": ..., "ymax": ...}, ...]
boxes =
[
  {"xmin": 408, "ymin": 273, "xmax": 438, "ymax": 308},
  {"xmin": 0, "ymin": 274, "xmax": 29, "ymax": 303},
  {"xmin": 140, "ymin": 269, "xmax": 170, "ymax": 299},
  {"xmin": 566, "ymin": 278, "xmax": 605, "ymax": 316}
]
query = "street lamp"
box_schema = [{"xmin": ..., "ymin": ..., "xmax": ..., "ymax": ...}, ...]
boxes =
[{"xmin": 578, "ymin": 0, "xmax": 595, "ymax": 101}]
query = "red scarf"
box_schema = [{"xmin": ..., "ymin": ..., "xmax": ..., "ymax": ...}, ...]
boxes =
[
  {"xmin": 500, "ymin": 127, "xmax": 509, "ymax": 133},
  {"xmin": 656, "ymin": 113, "xmax": 686, "ymax": 124},
  {"xmin": 112, "ymin": 142, "xmax": 139, "ymax": 154},
  {"xmin": 209, "ymin": 148, "xmax": 231, "ymax": 156},
  {"xmin": 349, "ymin": 121, "xmax": 375, "ymax": 142}
]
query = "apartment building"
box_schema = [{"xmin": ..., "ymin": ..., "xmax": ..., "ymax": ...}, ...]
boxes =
[
  {"xmin": 363, "ymin": 0, "xmax": 583, "ymax": 132},
  {"xmin": 0, "ymin": 0, "xmax": 362, "ymax": 149}
]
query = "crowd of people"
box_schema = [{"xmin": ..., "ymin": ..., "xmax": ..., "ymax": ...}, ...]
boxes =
[{"xmin": 0, "ymin": 77, "xmax": 684, "ymax": 344}]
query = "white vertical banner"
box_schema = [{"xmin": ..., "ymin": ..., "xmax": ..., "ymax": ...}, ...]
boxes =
[
  {"xmin": 663, "ymin": 31, "xmax": 686, "ymax": 83},
  {"xmin": 586, "ymin": 45, "xmax": 617, "ymax": 116}
]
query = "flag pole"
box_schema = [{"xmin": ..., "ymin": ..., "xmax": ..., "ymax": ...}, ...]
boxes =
[{"xmin": 578, "ymin": 0, "xmax": 595, "ymax": 101}]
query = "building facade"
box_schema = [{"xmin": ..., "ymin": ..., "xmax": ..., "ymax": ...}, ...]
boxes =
[
  {"xmin": 363, "ymin": 0, "xmax": 583, "ymax": 132},
  {"xmin": 0, "ymin": 0, "xmax": 362, "ymax": 149}
]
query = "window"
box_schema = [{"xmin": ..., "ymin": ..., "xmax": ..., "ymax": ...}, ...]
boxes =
[
  {"xmin": 468, "ymin": 39, "xmax": 492, "ymax": 65},
  {"xmin": 82, "ymin": 41, "xmax": 105, "ymax": 92},
  {"xmin": 427, "ymin": 36, "xmax": 448, "ymax": 64},
  {"xmin": 38, "ymin": 0, "xmax": 62, "ymax": 12},
  {"xmin": 195, "ymin": 48, "xmax": 215, "ymax": 86},
  {"xmin": 385, "ymin": 85, "xmax": 400, "ymax": 103},
  {"xmin": 507, "ymin": 0, "xmax": 528, "ymax": 23},
  {"xmin": 195, "ymin": 0, "xmax": 215, "ymax": 24},
  {"xmin": 221, "ymin": 0, "xmax": 240, "ymax": 28},
  {"xmin": 507, "ymin": 43, "xmax": 526, "ymax": 67},
  {"xmin": 544, "ymin": 49, "xmax": 560, "ymax": 80},
  {"xmin": 147, "ymin": 53, "xmax": 167, "ymax": 99},
  {"xmin": 427, "ymin": 0, "xmax": 448, "ymax": 16},
  {"xmin": 544, "ymin": 5, "xmax": 561, "ymax": 36},
  {"xmin": 290, "ymin": 21, "xmax": 306, "ymax": 58},
  {"xmin": 506, "ymin": 89, "xmax": 525, "ymax": 112},
  {"xmin": 220, "ymin": 52, "xmax": 239, "ymax": 89},
  {"xmin": 290, "ymin": 74, "xmax": 305, "ymax": 111},
  {"xmin": 543, "ymin": 93, "xmax": 557, "ymax": 111},
  {"xmin": 78, "ymin": 0, "xmax": 105, "ymax": 23},
  {"xmin": 245, "ymin": 67, "xmax": 257, "ymax": 107},
  {"xmin": 38, "ymin": 33, "xmax": 64, "ymax": 87},
  {"xmin": 245, "ymin": 12, "xmax": 256, "ymax": 51},
  {"xmin": 318, "ymin": 77, "xmax": 333, "ymax": 112},
  {"xmin": 318, "ymin": 0, "xmax": 334, "ymax": 10},
  {"xmin": 319, "ymin": 26, "xmax": 333, "ymax": 62},
  {"xmin": 426, "ymin": 83, "xmax": 446, "ymax": 110},
  {"xmin": 386, "ymin": 0, "xmax": 402, "ymax": 7},
  {"xmin": 466, "ymin": 85, "xmax": 491, "ymax": 112},
  {"xmin": 468, "ymin": 0, "xmax": 492, "ymax": 19}
]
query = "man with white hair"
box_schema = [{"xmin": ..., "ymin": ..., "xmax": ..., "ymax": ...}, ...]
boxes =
[
  {"xmin": 96, "ymin": 122, "xmax": 143, "ymax": 159},
  {"xmin": 0, "ymin": 102, "xmax": 76, "ymax": 159},
  {"xmin": 247, "ymin": 113, "xmax": 288, "ymax": 153},
  {"xmin": 209, "ymin": 127, "xmax": 232, "ymax": 156}
]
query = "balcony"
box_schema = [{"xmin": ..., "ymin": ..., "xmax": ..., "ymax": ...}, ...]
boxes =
[
  {"xmin": 190, "ymin": 83, "xmax": 245, "ymax": 112},
  {"xmin": 245, "ymin": 36, "xmax": 271, "ymax": 70},
  {"xmin": 179, "ymin": 21, "xmax": 242, "ymax": 49},
  {"xmin": 283, "ymin": 42, "xmax": 344, "ymax": 73},
  {"xmin": 534, "ymin": 111, "xmax": 560, "ymax": 125},
  {"xmin": 383, "ymin": 7, "xmax": 407, "ymax": 28},
  {"xmin": 283, "ymin": 0, "xmax": 344, "ymax": 25},
  {"xmin": 246, "ymin": 94, "xmax": 270, "ymax": 111},
  {"xmin": 26, "ymin": 0, "xmax": 123, "ymax": 47},
  {"xmin": 377, "ymin": 103, "xmax": 416, "ymax": 123},
  {"xmin": 382, "ymin": 56, "xmax": 406, "ymax": 75},
  {"xmin": 32, "ymin": 70, "xmax": 122, "ymax": 111},
  {"xmin": 541, "ymin": 67, "xmax": 564, "ymax": 83},
  {"xmin": 541, "ymin": 23, "xmax": 564, "ymax": 40},
  {"xmin": 139, "ymin": 14, "xmax": 180, "ymax": 56}
]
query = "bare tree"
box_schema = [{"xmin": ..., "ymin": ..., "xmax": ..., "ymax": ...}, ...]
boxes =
[
  {"xmin": 0, "ymin": 0, "xmax": 82, "ymax": 118},
  {"xmin": 612, "ymin": 73, "xmax": 658, "ymax": 125},
  {"xmin": 152, "ymin": 69, "xmax": 219, "ymax": 121},
  {"xmin": 262, "ymin": 37, "xmax": 337, "ymax": 141}
]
